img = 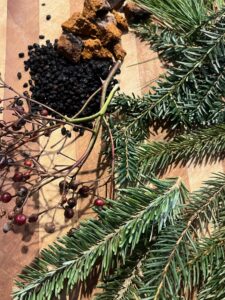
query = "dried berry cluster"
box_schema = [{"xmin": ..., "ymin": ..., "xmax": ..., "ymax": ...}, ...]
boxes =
[
  {"xmin": 0, "ymin": 151, "xmax": 106, "ymax": 233},
  {"xmin": 23, "ymin": 40, "xmax": 118, "ymax": 117}
]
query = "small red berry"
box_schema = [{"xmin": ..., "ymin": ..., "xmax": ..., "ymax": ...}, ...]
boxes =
[
  {"xmin": 0, "ymin": 192, "xmax": 12, "ymax": 203},
  {"xmin": 40, "ymin": 109, "xmax": 49, "ymax": 116},
  {"xmin": 24, "ymin": 159, "xmax": 33, "ymax": 167},
  {"xmin": 94, "ymin": 199, "xmax": 105, "ymax": 207},
  {"xmin": 13, "ymin": 172, "xmax": 24, "ymax": 182},
  {"xmin": 14, "ymin": 214, "xmax": 26, "ymax": 225}
]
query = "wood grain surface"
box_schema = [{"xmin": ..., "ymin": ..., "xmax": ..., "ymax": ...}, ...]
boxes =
[{"xmin": 0, "ymin": 1, "xmax": 224, "ymax": 299}]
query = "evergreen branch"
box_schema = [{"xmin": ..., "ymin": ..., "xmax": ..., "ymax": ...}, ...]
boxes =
[
  {"xmin": 186, "ymin": 226, "xmax": 225, "ymax": 281},
  {"xmin": 95, "ymin": 248, "xmax": 147, "ymax": 300},
  {"xmin": 116, "ymin": 13, "xmax": 225, "ymax": 134},
  {"xmin": 138, "ymin": 173, "xmax": 225, "ymax": 300},
  {"xmin": 134, "ymin": 0, "xmax": 209, "ymax": 33},
  {"xmin": 198, "ymin": 262, "xmax": 225, "ymax": 299},
  {"xmin": 139, "ymin": 124, "xmax": 225, "ymax": 176},
  {"xmin": 13, "ymin": 178, "xmax": 187, "ymax": 300}
]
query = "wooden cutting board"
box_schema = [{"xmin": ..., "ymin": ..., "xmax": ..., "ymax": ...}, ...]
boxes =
[{"xmin": 0, "ymin": 1, "xmax": 224, "ymax": 299}]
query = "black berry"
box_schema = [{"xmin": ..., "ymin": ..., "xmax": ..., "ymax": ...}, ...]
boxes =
[
  {"xmin": 18, "ymin": 52, "xmax": 25, "ymax": 58},
  {"xmin": 17, "ymin": 72, "xmax": 22, "ymax": 80},
  {"xmin": 67, "ymin": 198, "xmax": 77, "ymax": 208},
  {"xmin": 17, "ymin": 186, "xmax": 28, "ymax": 197},
  {"xmin": 78, "ymin": 186, "xmax": 90, "ymax": 197},
  {"xmin": 64, "ymin": 207, "xmax": 74, "ymax": 219},
  {"xmin": 28, "ymin": 214, "xmax": 39, "ymax": 223}
]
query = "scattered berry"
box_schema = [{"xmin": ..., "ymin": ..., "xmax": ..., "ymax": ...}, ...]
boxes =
[
  {"xmin": 28, "ymin": 214, "xmax": 39, "ymax": 223},
  {"xmin": 23, "ymin": 82, "xmax": 28, "ymax": 88},
  {"xmin": 18, "ymin": 52, "xmax": 25, "ymax": 58},
  {"xmin": 94, "ymin": 198, "xmax": 105, "ymax": 207},
  {"xmin": 45, "ymin": 222, "xmax": 55, "ymax": 233},
  {"xmin": 69, "ymin": 180, "xmax": 79, "ymax": 191},
  {"xmin": 67, "ymin": 198, "xmax": 77, "ymax": 208},
  {"xmin": 61, "ymin": 127, "xmax": 67, "ymax": 135},
  {"xmin": 17, "ymin": 72, "xmax": 22, "ymax": 80},
  {"xmin": 40, "ymin": 108, "xmax": 49, "ymax": 116},
  {"xmin": 66, "ymin": 130, "xmax": 72, "ymax": 138},
  {"xmin": 13, "ymin": 172, "xmax": 24, "ymax": 182},
  {"xmin": 39, "ymin": 35, "xmax": 45, "ymax": 40},
  {"xmin": 14, "ymin": 214, "xmax": 27, "ymax": 225},
  {"xmin": 64, "ymin": 207, "xmax": 74, "ymax": 219},
  {"xmin": 78, "ymin": 186, "xmax": 90, "ymax": 197},
  {"xmin": 8, "ymin": 211, "xmax": 15, "ymax": 220},
  {"xmin": 46, "ymin": 15, "xmax": 51, "ymax": 20},
  {"xmin": 24, "ymin": 159, "xmax": 33, "ymax": 167},
  {"xmin": 17, "ymin": 186, "xmax": 28, "ymax": 197},
  {"xmin": 0, "ymin": 192, "xmax": 12, "ymax": 203},
  {"xmin": 73, "ymin": 126, "xmax": 79, "ymax": 132},
  {"xmin": 15, "ymin": 97, "xmax": 23, "ymax": 106}
]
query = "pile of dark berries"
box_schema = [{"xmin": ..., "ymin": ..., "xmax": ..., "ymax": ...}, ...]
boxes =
[{"xmin": 23, "ymin": 40, "xmax": 119, "ymax": 118}]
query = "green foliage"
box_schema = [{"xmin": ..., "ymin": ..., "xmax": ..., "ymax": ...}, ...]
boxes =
[
  {"xmin": 138, "ymin": 173, "xmax": 225, "ymax": 299},
  {"xmin": 95, "ymin": 174, "xmax": 225, "ymax": 300},
  {"xmin": 134, "ymin": 0, "xmax": 209, "ymax": 33},
  {"xmin": 138, "ymin": 124, "xmax": 225, "ymax": 176},
  {"xmin": 136, "ymin": 15, "xmax": 225, "ymax": 129},
  {"xmin": 13, "ymin": 178, "xmax": 187, "ymax": 300}
]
